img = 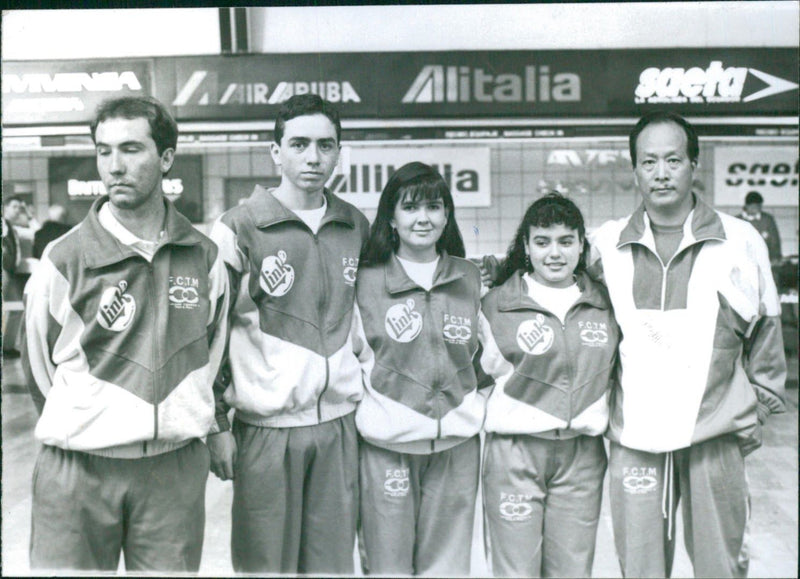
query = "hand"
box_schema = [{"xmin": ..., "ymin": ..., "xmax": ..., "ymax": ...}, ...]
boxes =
[
  {"xmin": 739, "ymin": 421, "xmax": 763, "ymax": 457},
  {"xmin": 480, "ymin": 255, "xmax": 501, "ymax": 288},
  {"xmin": 207, "ymin": 430, "xmax": 237, "ymax": 480}
]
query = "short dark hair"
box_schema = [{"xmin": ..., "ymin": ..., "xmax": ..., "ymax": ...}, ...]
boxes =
[
  {"xmin": 496, "ymin": 192, "xmax": 589, "ymax": 287},
  {"xmin": 629, "ymin": 111, "xmax": 699, "ymax": 167},
  {"xmin": 361, "ymin": 162, "xmax": 465, "ymax": 266},
  {"xmin": 90, "ymin": 96, "xmax": 178, "ymax": 156},
  {"xmin": 745, "ymin": 191, "xmax": 764, "ymax": 205},
  {"xmin": 3, "ymin": 195, "xmax": 24, "ymax": 207},
  {"xmin": 273, "ymin": 94, "xmax": 341, "ymax": 145}
]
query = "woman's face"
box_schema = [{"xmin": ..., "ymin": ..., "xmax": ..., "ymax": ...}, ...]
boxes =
[
  {"xmin": 391, "ymin": 192, "xmax": 448, "ymax": 262},
  {"xmin": 525, "ymin": 223, "xmax": 583, "ymax": 288}
]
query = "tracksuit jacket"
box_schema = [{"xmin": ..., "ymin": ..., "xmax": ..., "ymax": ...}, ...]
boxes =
[
  {"xmin": 589, "ymin": 196, "xmax": 786, "ymax": 453},
  {"xmin": 479, "ymin": 271, "xmax": 619, "ymax": 437},
  {"xmin": 23, "ymin": 197, "xmax": 229, "ymax": 458},
  {"xmin": 211, "ymin": 186, "xmax": 370, "ymax": 429},
  {"xmin": 352, "ymin": 253, "xmax": 486, "ymax": 454}
]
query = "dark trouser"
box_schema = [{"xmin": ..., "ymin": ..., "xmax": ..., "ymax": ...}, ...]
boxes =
[
  {"xmin": 30, "ymin": 439, "xmax": 209, "ymax": 572},
  {"xmin": 358, "ymin": 436, "xmax": 480, "ymax": 576},
  {"xmin": 231, "ymin": 412, "xmax": 359, "ymax": 574},
  {"xmin": 609, "ymin": 435, "xmax": 749, "ymax": 578},
  {"xmin": 483, "ymin": 433, "xmax": 607, "ymax": 578}
]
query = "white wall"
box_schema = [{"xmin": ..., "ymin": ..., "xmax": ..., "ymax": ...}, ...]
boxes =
[{"xmin": 250, "ymin": 2, "xmax": 800, "ymax": 52}]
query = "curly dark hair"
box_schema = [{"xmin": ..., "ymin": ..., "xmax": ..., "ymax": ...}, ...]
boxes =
[{"xmin": 496, "ymin": 192, "xmax": 589, "ymax": 286}]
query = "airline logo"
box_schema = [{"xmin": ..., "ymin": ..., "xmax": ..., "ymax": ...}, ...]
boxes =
[
  {"xmin": 635, "ymin": 61, "xmax": 799, "ymax": 104},
  {"xmin": 385, "ymin": 299, "xmax": 423, "ymax": 343},
  {"xmin": 260, "ymin": 250, "xmax": 295, "ymax": 297},
  {"xmin": 402, "ymin": 65, "xmax": 580, "ymax": 104},
  {"xmin": 172, "ymin": 70, "xmax": 361, "ymax": 106},
  {"xmin": 97, "ymin": 281, "xmax": 136, "ymax": 332},
  {"xmin": 2, "ymin": 71, "xmax": 142, "ymax": 94}
]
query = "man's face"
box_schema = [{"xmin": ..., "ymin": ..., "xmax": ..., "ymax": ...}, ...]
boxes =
[
  {"xmin": 270, "ymin": 114, "xmax": 340, "ymax": 195},
  {"xmin": 633, "ymin": 121, "xmax": 696, "ymax": 215},
  {"xmin": 744, "ymin": 203, "xmax": 762, "ymax": 217},
  {"xmin": 94, "ymin": 117, "xmax": 174, "ymax": 212},
  {"xmin": 3, "ymin": 200, "xmax": 23, "ymax": 224}
]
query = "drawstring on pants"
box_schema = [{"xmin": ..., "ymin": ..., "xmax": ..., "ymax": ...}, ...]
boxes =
[{"xmin": 661, "ymin": 451, "xmax": 674, "ymax": 541}]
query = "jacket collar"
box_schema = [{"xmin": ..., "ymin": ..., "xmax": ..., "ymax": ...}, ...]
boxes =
[
  {"xmin": 384, "ymin": 252, "xmax": 466, "ymax": 294},
  {"xmin": 81, "ymin": 196, "xmax": 203, "ymax": 269},
  {"xmin": 617, "ymin": 194, "xmax": 726, "ymax": 250},
  {"xmin": 497, "ymin": 270, "xmax": 609, "ymax": 313},
  {"xmin": 248, "ymin": 185, "xmax": 357, "ymax": 230}
]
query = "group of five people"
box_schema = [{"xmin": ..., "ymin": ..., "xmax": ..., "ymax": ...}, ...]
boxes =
[{"xmin": 22, "ymin": 93, "xmax": 785, "ymax": 577}]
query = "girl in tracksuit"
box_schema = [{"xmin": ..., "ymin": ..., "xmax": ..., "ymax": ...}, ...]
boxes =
[
  {"xmin": 478, "ymin": 193, "xmax": 619, "ymax": 578},
  {"xmin": 352, "ymin": 162, "xmax": 487, "ymax": 576}
]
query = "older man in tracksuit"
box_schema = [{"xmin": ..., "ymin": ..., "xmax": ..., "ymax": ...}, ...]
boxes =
[{"xmin": 589, "ymin": 111, "xmax": 785, "ymax": 578}]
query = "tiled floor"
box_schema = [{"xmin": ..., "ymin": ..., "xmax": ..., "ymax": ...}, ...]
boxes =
[{"xmin": 2, "ymin": 355, "xmax": 797, "ymax": 577}]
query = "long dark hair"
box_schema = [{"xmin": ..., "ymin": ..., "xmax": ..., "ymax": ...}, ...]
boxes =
[
  {"xmin": 361, "ymin": 162, "xmax": 465, "ymax": 265},
  {"xmin": 496, "ymin": 192, "xmax": 589, "ymax": 286}
]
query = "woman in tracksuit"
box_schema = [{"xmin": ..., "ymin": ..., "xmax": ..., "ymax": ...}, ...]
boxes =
[
  {"xmin": 352, "ymin": 162, "xmax": 487, "ymax": 576},
  {"xmin": 478, "ymin": 193, "xmax": 619, "ymax": 577}
]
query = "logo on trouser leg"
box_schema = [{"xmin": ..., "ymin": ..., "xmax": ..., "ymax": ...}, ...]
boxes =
[
  {"xmin": 622, "ymin": 466, "xmax": 658, "ymax": 494},
  {"xmin": 499, "ymin": 492, "xmax": 534, "ymax": 522},
  {"xmin": 384, "ymin": 468, "xmax": 410, "ymax": 497}
]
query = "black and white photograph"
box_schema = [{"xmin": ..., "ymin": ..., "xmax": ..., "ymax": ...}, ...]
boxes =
[{"xmin": 2, "ymin": 3, "xmax": 798, "ymax": 577}]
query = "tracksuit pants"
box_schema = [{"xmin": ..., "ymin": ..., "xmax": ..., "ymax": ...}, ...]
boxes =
[
  {"xmin": 609, "ymin": 435, "xmax": 750, "ymax": 578},
  {"xmin": 30, "ymin": 439, "xmax": 209, "ymax": 572},
  {"xmin": 482, "ymin": 433, "xmax": 607, "ymax": 578},
  {"xmin": 358, "ymin": 436, "xmax": 480, "ymax": 576},
  {"xmin": 231, "ymin": 412, "xmax": 359, "ymax": 574}
]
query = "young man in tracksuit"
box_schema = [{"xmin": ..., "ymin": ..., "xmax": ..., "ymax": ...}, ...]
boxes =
[
  {"xmin": 589, "ymin": 111, "xmax": 786, "ymax": 578},
  {"xmin": 23, "ymin": 96, "xmax": 229, "ymax": 572},
  {"xmin": 208, "ymin": 94, "xmax": 370, "ymax": 574}
]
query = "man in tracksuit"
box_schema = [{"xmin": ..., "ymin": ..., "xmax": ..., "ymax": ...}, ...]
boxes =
[
  {"xmin": 589, "ymin": 111, "xmax": 786, "ymax": 577},
  {"xmin": 23, "ymin": 96, "xmax": 229, "ymax": 572},
  {"xmin": 207, "ymin": 94, "xmax": 369, "ymax": 574}
]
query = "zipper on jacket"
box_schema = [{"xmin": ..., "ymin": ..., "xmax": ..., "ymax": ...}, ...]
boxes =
[
  {"xmin": 313, "ymin": 234, "xmax": 331, "ymax": 424},
  {"xmin": 424, "ymin": 290, "xmax": 445, "ymax": 440},
  {"xmin": 561, "ymin": 317, "xmax": 575, "ymax": 431},
  {"xmin": 147, "ymin": 260, "xmax": 161, "ymax": 446}
]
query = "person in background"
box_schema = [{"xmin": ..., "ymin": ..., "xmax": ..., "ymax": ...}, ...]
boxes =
[
  {"xmin": 478, "ymin": 193, "xmax": 619, "ymax": 577},
  {"xmin": 589, "ymin": 111, "xmax": 785, "ymax": 578},
  {"xmin": 208, "ymin": 94, "xmax": 369, "ymax": 574},
  {"xmin": 352, "ymin": 162, "xmax": 487, "ymax": 576},
  {"xmin": 2, "ymin": 196, "xmax": 24, "ymax": 301},
  {"xmin": 33, "ymin": 204, "xmax": 72, "ymax": 259},
  {"xmin": 737, "ymin": 191, "xmax": 782, "ymax": 265},
  {"xmin": 23, "ymin": 96, "xmax": 229, "ymax": 572}
]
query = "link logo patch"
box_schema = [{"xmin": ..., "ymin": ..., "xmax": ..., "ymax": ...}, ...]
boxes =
[
  {"xmin": 385, "ymin": 299, "xmax": 423, "ymax": 343},
  {"xmin": 622, "ymin": 466, "xmax": 658, "ymax": 495},
  {"xmin": 384, "ymin": 468, "xmax": 410, "ymax": 497},
  {"xmin": 578, "ymin": 320, "xmax": 609, "ymax": 347},
  {"xmin": 499, "ymin": 492, "xmax": 535, "ymax": 522},
  {"xmin": 97, "ymin": 280, "xmax": 136, "ymax": 332},
  {"xmin": 168, "ymin": 275, "xmax": 200, "ymax": 310},
  {"xmin": 516, "ymin": 314, "xmax": 554, "ymax": 355},
  {"xmin": 342, "ymin": 256, "xmax": 358, "ymax": 286},
  {"xmin": 443, "ymin": 313, "xmax": 472, "ymax": 344},
  {"xmin": 260, "ymin": 250, "xmax": 294, "ymax": 297}
]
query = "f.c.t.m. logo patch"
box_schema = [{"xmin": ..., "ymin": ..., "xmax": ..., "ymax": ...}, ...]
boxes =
[
  {"xmin": 260, "ymin": 250, "xmax": 295, "ymax": 297},
  {"xmin": 97, "ymin": 280, "xmax": 136, "ymax": 332}
]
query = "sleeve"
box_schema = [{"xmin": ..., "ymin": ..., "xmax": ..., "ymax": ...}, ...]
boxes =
[
  {"xmin": 743, "ymin": 231, "xmax": 786, "ymax": 423},
  {"xmin": 21, "ymin": 254, "xmax": 61, "ymax": 415},
  {"xmin": 208, "ymin": 217, "xmax": 247, "ymax": 434},
  {"xmin": 205, "ymin": 248, "xmax": 231, "ymax": 434}
]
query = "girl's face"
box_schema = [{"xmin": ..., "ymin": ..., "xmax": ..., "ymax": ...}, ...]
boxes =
[
  {"xmin": 391, "ymin": 191, "xmax": 448, "ymax": 262},
  {"xmin": 525, "ymin": 223, "xmax": 583, "ymax": 288}
]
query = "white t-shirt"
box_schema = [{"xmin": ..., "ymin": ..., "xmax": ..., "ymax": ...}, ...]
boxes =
[
  {"xmin": 523, "ymin": 272, "xmax": 581, "ymax": 325},
  {"xmin": 397, "ymin": 255, "xmax": 440, "ymax": 291},
  {"xmin": 292, "ymin": 197, "xmax": 327, "ymax": 235},
  {"xmin": 98, "ymin": 203, "xmax": 164, "ymax": 262}
]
